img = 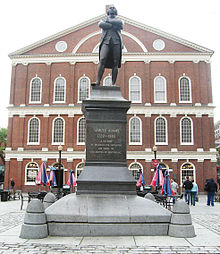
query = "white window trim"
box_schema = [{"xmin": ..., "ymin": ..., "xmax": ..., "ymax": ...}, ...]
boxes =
[
  {"xmin": 129, "ymin": 161, "xmax": 143, "ymax": 170},
  {"xmin": 178, "ymin": 76, "xmax": 192, "ymax": 103},
  {"xmin": 159, "ymin": 162, "xmax": 169, "ymax": 171},
  {"xmin": 25, "ymin": 162, "xmax": 39, "ymax": 185},
  {"xmin": 53, "ymin": 76, "xmax": 66, "ymax": 104},
  {"xmin": 129, "ymin": 75, "xmax": 142, "ymax": 103},
  {"xmin": 154, "ymin": 76, "xmax": 167, "ymax": 103},
  {"xmin": 77, "ymin": 76, "xmax": 90, "ymax": 103},
  {"xmin": 129, "ymin": 116, "xmax": 142, "ymax": 145},
  {"xmin": 27, "ymin": 117, "xmax": 40, "ymax": 145},
  {"xmin": 129, "ymin": 162, "xmax": 143, "ymax": 181},
  {"xmin": 103, "ymin": 75, "xmax": 113, "ymax": 86},
  {"xmin": 29, "ymin": 77, "xmax": 42, "ymax": 104},
  {"xmin": 154, "ymin": 116, "xmax": 168, "ymax": 145},
  {"xmin": 76, "ymin": 162, "xmax": 84, "ymax": 180},
  {"xmin": 77, "ymin": 117, "xmax": 85, "ymax": 145},
  {"xmin": 52, "ymin": 116, "xmax": 65, "ymax": 145},
  {"xmin": 92, "ymin": 42, "xmax": 128, "ymax": 53},
  {"xmin": 180, "ymin": 116, "xmax": 194, "ymax": 145},
  {"xmin": 180, "ymin": 162, "xmax": 196, "ymax": 186}
]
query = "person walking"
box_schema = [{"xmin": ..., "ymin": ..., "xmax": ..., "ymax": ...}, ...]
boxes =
[
  {"xmin": 10, "ymin": 178, "xmax": 15, "ymax": 199},
  {"xmin": 171, "ymin": 179, "xmax": 178, "ymax": 203},
  {"xmin": 182, "ymin": 176, "xmax": 193, "ymax": 205},
  {"xmin": 190, "ymin": 180, "xmax": 198, "ymax": 206},
  {"xmin": 205, "ymin": 178, "xmax": 218, "ymax": 206},
  {"xmin": 171, "ymin": 179, "xmax": 178, "ymax": 194},
  {"xmin": 10, "ymin": 178, "xmax": 15, "ymax": 191}
]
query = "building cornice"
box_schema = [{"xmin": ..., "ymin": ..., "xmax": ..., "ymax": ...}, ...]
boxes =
[
  {"xmin": 7, "ymin": 104, "xmax": 215, "ymax": 118},
  {"xmin": 10, "ymin": 52, "xmax": 212, "ymax": 66},
  {"xmin": 4, "ymin": 149, "xmax": 216, "ymax": 162}
]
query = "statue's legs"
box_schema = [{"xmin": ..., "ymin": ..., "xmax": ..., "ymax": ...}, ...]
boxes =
[
  {"xmin": 95, "ymin": 44, "xmax": 110, "ymax": 86},
  {"xmin": 93, "ymin": 42, "xmax": 121, "ymax": 86},
  {"xmin": 112, "ymin": 44, "xmax": 120, "ymax": 86}
]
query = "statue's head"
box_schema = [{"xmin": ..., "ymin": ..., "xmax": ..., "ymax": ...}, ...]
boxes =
[{"xmin": 107, "ymin": 5, "xmax": 118, "ymax": 16}]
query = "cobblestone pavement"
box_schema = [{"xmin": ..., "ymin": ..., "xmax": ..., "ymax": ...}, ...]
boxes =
[
  {"xmin": 192, "ymin": 214, "xmax": 220, "ymax": 235},
  {"xmin": 0, "ymin": 212, "xmax": 25, "ymax": 233},
  {"xmin": 0, "ymin": 198, "xmax": 220, "ymax": 253},
  {"xmin": 0, "ymin": 243, "xmax": 219, "ymax": 254}
]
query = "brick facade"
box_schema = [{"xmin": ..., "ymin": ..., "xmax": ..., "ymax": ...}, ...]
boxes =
[{"xmin": 4, "ymin": 14, "xmax": 216, "ymax": 192}]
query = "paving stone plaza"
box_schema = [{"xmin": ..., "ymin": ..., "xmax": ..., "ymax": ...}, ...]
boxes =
[{"xmin": 0, "ymin": 195, "xmax": 220, "ymax": 253}]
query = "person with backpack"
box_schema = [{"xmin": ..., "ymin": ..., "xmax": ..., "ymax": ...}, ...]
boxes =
[
  {"xmin": 183, "ymin": 176, "xmax": 193, "ymax": 205},
  {"xmin": 205, "ymin": 178, "xmax": 218, "ymax": 206}
]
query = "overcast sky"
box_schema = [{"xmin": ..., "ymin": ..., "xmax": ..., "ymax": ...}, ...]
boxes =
[{"xmin": 1, "ymin": 0, "xmax": 219, "ymax": 128}]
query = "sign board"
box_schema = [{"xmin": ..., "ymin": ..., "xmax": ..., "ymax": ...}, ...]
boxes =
[{"xmin": 152, "ymin": 159, "xmax": 159, "ymax": 167}]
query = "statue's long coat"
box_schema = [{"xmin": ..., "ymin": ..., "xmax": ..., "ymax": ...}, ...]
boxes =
[{"xmin": 98, "ymin": 18, "xmax": 123, "ymax": 69}]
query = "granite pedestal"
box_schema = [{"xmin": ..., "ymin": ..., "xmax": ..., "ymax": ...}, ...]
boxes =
[
  {"xmin": 77, "ymin": 86, "xmax": 136, "ymax": 195},
  {"xmin": 45, "ymin": 86, "xmax": 172, "ymax": 236}
]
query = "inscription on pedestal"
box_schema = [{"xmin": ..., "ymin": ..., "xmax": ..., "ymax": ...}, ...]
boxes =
[{"xmin": 86, "ymin": 123, "xmax": 126, "ymax": 162}]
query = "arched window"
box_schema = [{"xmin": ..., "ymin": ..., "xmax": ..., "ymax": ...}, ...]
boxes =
[
  {"xmin": 76, "ymin": 162, "xmax": 84, "ymax": 179},
  {"xmin": 159, "ymin": 162, "xmax": 169, "ymax": 175},
  {"xmin": 154, "ymin": 76, "xmax": 167, "ymax": 103},
  {"xmin": 103, "ymin": 76, "xmax": 112, "ymax": 86},
  {"xmin": 129, "ymin": 162, "xmax": 143, "ymax": 181},
  {"xmin": 54, "ymin": 77, "xmax": 66, "ymax": 103},
  {"xmin": 29, "ymin": 77, "xmax": 42, "ymax": 103},
  {"xmin": 77, "ymin": 117, "xmax": 86, "ymax": 144},
  {"xmin": 129, "ymin": 117, "xmax": 142, "ymax": 145},
  {"xmin": 179, "ymin": 76, "xmax": 191, "ymax": 102},
  {"xmin": 25, "ymin": 162, "xmax": 39, "ymax": 185},
  {"xmin": 52, "ymin": 117, "xmax": 65, "ymax": 145},
  {"xmin": 28, "ymin": 117, "xmax": 40, "ymax": 145},
  {"xmin": 155, "ymin": 117, "xmax": 167, "ymax": 144},
  {"xmin": 93, "ymin": 43, "xmax": 127, "ymax": 53},
  {"xmin": 180, "ymin": 162, "xmax": 195, "ymax": 186},
  {"xmin": 180, "ymin": 117, "xmax": 193, "ymax": 145},
  {"xmin": 78, "ymin": 76, "xmax": 90, "ymax": 102},
  {"xmin": 129, "ymin": 76, "xmax": 141, "ymax": 103}
]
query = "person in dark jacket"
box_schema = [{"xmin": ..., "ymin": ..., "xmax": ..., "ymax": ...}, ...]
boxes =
[
  {"xmin": 10, "ymin": 178, "xmax": 15, "ymax": 199},
  {"xmin": 206, "ymin": 178, "xmax": 218, "ymax": 206},
  {"xmin": 10, "ymin": 178, "xmax": 15, "ymax": 190},
  {"xmin": 183, "ymin": 176, "xmax": 193, "ymax": 205}
]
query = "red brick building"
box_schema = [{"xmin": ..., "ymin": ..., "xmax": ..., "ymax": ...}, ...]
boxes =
[{"xmin": 4, "ymin": 14, "xmax": 216, "ymax": 192}]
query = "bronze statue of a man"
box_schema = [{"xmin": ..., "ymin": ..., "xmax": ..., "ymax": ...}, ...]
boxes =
[{"xmin": 92, "ymin": 5, "xmax": 123, "ymax": 86}]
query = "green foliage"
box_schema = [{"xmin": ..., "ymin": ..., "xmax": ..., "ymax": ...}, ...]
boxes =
[{"xmin": 0, "ymin": 128, "xmax": 7, "ymax": 151}]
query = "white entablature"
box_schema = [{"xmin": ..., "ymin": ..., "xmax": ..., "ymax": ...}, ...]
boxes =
[
  {"xmin": 10, "ymin": 52, "xmax": 211, "ymax": 66},
  {"xmin": 7, "ymin": 104, "xmax": 215, "ymax": 118},
  {"xmin": 4, "ymin": 149, "xmax": 217, "ymax": 162}
]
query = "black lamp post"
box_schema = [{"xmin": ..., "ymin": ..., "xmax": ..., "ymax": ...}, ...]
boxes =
[
  {"xmin": 58, "ymin": 144, "xmax": 63, "ymax": 199},
  {"xmin": 153, "ymin": 145, "xmax": 157, "ymax": 160}
]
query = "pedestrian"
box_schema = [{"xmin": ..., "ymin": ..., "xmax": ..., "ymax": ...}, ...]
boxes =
[
  {"xmin": 171, "ymin": 179, "xmax": 178, "ymax": 194},
  {"xmin": 182, "ymin": 176, "xmax": 193, "ymax": 205},
  {"xmin": 171, "ymin": 179, "xmax": 178, "ymax": 204},
  {"xmin": 205, "ymin": 178, "xmax": 218, "ymax": 206},
  {"xmin": 190, "ymin": 180, "xmax": 198, "ymax": 206},
  {"xmin": 10, "ymin": 178, "xmax": 15, "ymax": 199},
  {"xmin": 10, "ymin": 178, "xmax": 15, "ymax": 191}
]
